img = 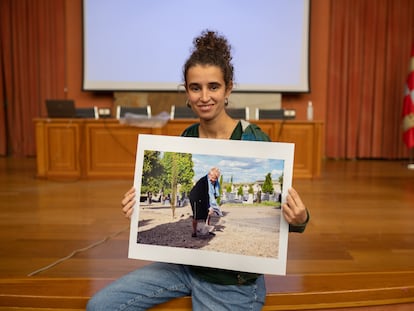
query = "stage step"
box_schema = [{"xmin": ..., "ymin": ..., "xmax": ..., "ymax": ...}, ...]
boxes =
[{"xmin": 1, "ymin": 271, "xmax": 414, "ymax": 310}]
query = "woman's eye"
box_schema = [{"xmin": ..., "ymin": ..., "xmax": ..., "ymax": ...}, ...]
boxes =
[{"xmin": 210, "ymin": 84, "xmax": 220, "ymax": 91}]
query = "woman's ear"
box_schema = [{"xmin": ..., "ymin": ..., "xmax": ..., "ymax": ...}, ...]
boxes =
[{"xmin": 225, "ymin": 81, "xmax": 233, "ymax": 98}]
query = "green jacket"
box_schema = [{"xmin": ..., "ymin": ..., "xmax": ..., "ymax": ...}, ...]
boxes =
[
  {"xmin": 181, "ymin": 119, "xmax": 271, "ymax": 142},
  {"xmin": 182, "ymin": 120, "xmax": 309, "ymax": 285}
]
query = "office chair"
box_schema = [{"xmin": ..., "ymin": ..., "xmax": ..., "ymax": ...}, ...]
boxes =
[
  {"xmin": 116, "ymin": 105, "xmax": 152, "ymax": 119},
  {"xmin": 75, "ymin": 106, "xmax": 99, "ymax": 119},
  {"xmin": 170, "ymin": 105, "xmax": 197, "ymax": 119},
  {"xmin": 226, "ymin": 107, "xmax": 250, "ymax": 120}
]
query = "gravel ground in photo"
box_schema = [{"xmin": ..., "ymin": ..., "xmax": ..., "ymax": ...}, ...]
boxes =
[{"xmin": 137, "ymin": 202, "xmax": 282, "ymax": 258}]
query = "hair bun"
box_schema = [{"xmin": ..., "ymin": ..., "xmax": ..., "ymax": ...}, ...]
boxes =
[
  {"xmin": 183, "ymin": 29, "xmax": 235, "ymax": 89},
  {"xmin": 194, "ymin": 30, "xmax": 232, "ymax": 63}
]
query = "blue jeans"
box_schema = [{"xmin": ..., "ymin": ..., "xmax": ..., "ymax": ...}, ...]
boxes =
[{"xmin": 86, "ymin": 262, "xmax": 266, "ymax": 311}]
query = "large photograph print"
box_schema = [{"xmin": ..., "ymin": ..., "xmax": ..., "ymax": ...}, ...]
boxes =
[{"xmin": 128, "ymin": 134, "xmax": 294, "ymax": 275}]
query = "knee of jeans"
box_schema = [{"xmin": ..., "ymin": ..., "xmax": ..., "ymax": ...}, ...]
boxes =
[
  {"xmin": 86, "ymin": 295, "xmax": 101, "ymax": 311},
  {"xmin": 85, "ymin": 299, "xmax": 94, "ymax": 311}
]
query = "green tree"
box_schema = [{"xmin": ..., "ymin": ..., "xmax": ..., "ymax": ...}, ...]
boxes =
[
  {"xmin": 217, "ymin": 174, "xmax": 223, "ymax": 204},
  {"xmin": 279, "ymin": 174, "xmax": 284, "ymax": 192},
  {"xmin": 160, "ymin": 152, "xmax": 194, "ymax": 216},
  {"xmin": 226, "ymin": 184, "xmax": 232, "ymax": 193},
  {"xmin": 248, "ymin": 184, "xmax": 254, "ymax": 194},
  {"xmin": 141, "ymin": 150, "xmax": 163, "ymax": 194},
  {"xmin": 262, "ymin": 172, "xmax": 274, "ymax": 194},
  {"xmin": 237, "ymin": 185, "xmax": 244, "ymax": 198},
  {"xmin": 175, "ymin": 153, "xmax": 194, "ymax": 194},
  {"xmin": 170, "ymin": 153, "xmax": 178, "ymax": 216}
]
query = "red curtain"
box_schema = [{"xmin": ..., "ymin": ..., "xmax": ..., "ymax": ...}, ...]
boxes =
[
  {"xmin": 0, "ymin": 0, "xmax": 66, "ymax": 156},
  {"xmin": 326, "ymin": 0, "xmax": 414, "ymax": 159}
]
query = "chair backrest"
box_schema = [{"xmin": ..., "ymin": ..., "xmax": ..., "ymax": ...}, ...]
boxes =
[
  {"xmin": 75, "ymin": 106, "xmax": 99, "ymax": 119},
  {"xmin": 170, "ymin": 105, "xmax": 197, "ymax": 119},
  {"xmin": 226, "ymin": 107, "xmax": 250, "ymax": 120},
  {"xmin": 116, "ymin": 105, "xmax": 152, "ymax": 119},
  {"xmin": 255, "ymin": 108, "xmax": 295, "ymax": 120}
]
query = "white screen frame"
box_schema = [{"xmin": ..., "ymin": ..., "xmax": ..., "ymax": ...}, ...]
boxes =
[{"xmin": 83, "ymin": 0, "xmax": 310, "ymax": 93}]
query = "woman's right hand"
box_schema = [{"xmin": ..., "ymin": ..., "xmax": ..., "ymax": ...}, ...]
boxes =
[{"xmin": 121, "ymin": 187, "xmax": 136, "ymax": 219}]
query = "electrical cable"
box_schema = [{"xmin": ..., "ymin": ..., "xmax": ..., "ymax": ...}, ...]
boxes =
[{"xmin": 27, "ymin": 225, "xmax": 130, "ymax": 277}]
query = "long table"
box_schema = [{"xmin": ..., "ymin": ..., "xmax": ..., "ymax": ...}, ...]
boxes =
[{"xmin": 34, "ymin": 118, "xmax": 324, "ymax": 179}]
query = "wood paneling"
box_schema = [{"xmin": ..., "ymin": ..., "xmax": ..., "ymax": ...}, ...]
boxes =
[
  {"xmin": 34, "ymin": 119, "xmax": 324, "ymax": 179},
  {"xmin": 35, "ymin": 119, "xmax": 82, "ymax": 179},
  {"xmin": 279, "ymin": 122, "xmax": 324, "ymax": 178},
  {"xmin": 85, "ymin": 123, "xmax": 148, "ymax": 178}
]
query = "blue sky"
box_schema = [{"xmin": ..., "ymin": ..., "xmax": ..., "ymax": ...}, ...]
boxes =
[{"xmin": 192, "ymin": 154, "xmax": 284, "ymax": 184}]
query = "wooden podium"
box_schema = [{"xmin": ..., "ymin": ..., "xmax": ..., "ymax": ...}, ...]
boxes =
[{"xmin": 34, "ymin": 118, "xmax": 323, "ymax": 179}]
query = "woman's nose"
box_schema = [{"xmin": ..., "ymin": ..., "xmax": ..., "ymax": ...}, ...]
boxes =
[{"xmin": 200, "ymin": 89, "xmax": 211, "ymax": 102}]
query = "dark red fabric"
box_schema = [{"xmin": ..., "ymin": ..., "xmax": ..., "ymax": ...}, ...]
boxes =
[
  {"xmin": 402, "ymin": 45, "xmax": 414, "ymax": 149},
  {"xmin": 0, "ymin": 0, "xmax": 66, "ymax": 156},
  {"xmin": 326, "ymin": 0, "xmax": 414, "ymax": 159}
]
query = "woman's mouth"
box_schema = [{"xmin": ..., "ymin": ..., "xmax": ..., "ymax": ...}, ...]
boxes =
[{"xmin": 196, "ymin": 103, "xmax": 215, "ymax": 111}]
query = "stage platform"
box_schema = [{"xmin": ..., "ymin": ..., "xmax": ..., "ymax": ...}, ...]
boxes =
[{"xmin": 0, "ymin": 157, "xmax": 413, "ymax": 310}]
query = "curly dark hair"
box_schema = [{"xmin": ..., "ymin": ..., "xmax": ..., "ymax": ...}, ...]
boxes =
[{"xmin": 183, "ymin": 30, "xmax": 234, "ymax": 90}]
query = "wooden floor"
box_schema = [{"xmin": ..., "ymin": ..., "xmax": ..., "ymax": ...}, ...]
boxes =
[{"xmin": 0, "ymin": 157, "xmax": 414, "ymax": 310}]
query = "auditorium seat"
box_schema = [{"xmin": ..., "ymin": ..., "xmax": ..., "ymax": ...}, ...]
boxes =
[
  {"xmin": 255, "ymin": 108, "xmax": 296, "ymax": 120},
  {"xmin": 226, "ymin": 107, "xmax": 250, "ymax": 120},
  {"xmin": 170, "ymin": 105, "xmax": 197, "ymax": 119},
  {"xmin": 116, "ymin": 105, "xmax": 152, "ymax": 119},
  {"xmin": 75, "ymin": 106, "xmax": 99, "ymax": 119}
]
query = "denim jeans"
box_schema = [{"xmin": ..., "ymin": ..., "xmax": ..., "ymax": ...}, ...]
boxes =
[{"xmin": 86, "ymin": 262, "xmax": 266, "ymax": 311}]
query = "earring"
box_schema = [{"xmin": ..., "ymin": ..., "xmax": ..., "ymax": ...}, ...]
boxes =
[
  {"xmin": 186, "ymin": 99, "xmax": 191, "ymax": 108},
  {"xmin": 224, "ymin": 98, "xmax": 229, "ymax": 106}
]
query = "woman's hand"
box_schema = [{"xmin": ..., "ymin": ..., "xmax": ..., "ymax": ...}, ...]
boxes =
[
  {"xmin": 282, "ymin": 188, "xmax": 308, "ymax": 225},
  {"xmin": 121, "ymin": 187, "xmax": 136, "ymax": 219}
]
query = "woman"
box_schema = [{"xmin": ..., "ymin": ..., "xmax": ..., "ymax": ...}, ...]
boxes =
[{"xmin": 87, "ymin": 30, "xmax": 309, "ymax": 311}]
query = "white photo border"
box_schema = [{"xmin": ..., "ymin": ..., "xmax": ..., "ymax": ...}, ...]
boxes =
[{"xmin": 128, "ymin": 134, "xmax": 294, "ymax": 275}]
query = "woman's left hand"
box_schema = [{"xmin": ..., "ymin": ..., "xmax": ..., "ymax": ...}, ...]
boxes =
[{"xmin": 282, "ymin": 187, "xmax": 308, "ymax": 225}]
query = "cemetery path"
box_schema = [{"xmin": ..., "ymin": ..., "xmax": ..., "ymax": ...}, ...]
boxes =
[{"xmin": 137, "ymin": 203, "xmax": 281, "ymax": 257}]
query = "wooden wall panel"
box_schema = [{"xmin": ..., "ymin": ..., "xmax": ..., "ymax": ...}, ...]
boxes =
[
  {"xmin": 35, "ymin": 120, "xmax": 82, "ymax": 179},
  {"xmin": 85, "ymin": 124, "xmax": 151, "ymax": 178},
  {"xmin": 34, "ymin": 119, "xmax": 323, "ymax": 179}
]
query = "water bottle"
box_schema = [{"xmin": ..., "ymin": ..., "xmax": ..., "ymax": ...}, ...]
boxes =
[{"xmin": 307, "ymin": 101, "xmax": 314, "ymax": 121}]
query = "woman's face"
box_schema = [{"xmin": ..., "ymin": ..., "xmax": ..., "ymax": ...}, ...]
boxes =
[{"xmin": 185, "ymin": 64, "xmax": 232, "ymax": 121}]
